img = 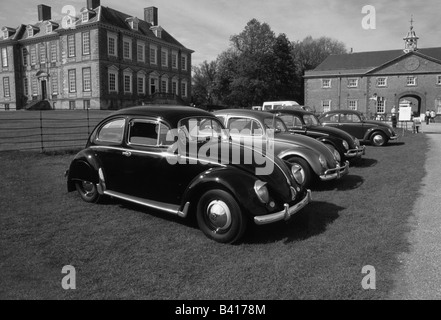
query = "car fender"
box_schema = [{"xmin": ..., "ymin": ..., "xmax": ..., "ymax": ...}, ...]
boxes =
[
  {"xmin": 276, "ymin": 144, "xmax": 324, "ymax": 176},
  {"xmin": 181, "ymin": 167, "xmax": 274, "ymax": 218},
  {"xmin": 67, "ymin": 149, "xmax": 103, "ymax": 192},
  {"xmin": 363, "ymin": 127, "xmax": 389, "ymax": 141}
]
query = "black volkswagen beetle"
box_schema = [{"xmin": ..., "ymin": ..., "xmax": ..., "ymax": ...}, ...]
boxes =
[
  {"xmin": 319, "ymin": 110, "xmax": 398, "ymax": 146},
  {"xmin": 268, "ymin": 108, "xmax": 365, "ymax": 162},
  {"xmin": 66, "ymin": 106, "xmax": 311, "ymax": 243}
]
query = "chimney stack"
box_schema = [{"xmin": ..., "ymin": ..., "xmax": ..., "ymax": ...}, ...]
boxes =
[
  {"xmin": 87, "ymin": 0, "xmax": 101, "ymax": 10},
  {"xmin": 38, "ymin": 4, "xmax": 51, "ymax": 21},
  {"xmin": 144, "ymin": 6, "xmax": 158, "ymax": 26}
]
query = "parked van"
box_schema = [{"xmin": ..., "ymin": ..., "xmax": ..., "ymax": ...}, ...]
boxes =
[{"xmin": 262, "ymin": 101, "xmax": 299, "ymax": 111}]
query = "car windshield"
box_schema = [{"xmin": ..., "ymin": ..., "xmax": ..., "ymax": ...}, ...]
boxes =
[
  {"xmin": 178, "ymin": 117, "xmax": 226, "ymax": 142},
  {"xmin": 263, "ymin": 117, "xmax": 288, "ymax": 133},
  {"xmin": 303, "ymin": 114, "xmax": 320, "ymax": 126}
]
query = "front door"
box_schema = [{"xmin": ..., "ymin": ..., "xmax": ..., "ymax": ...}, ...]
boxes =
[{"xmin": 41, "ymin": 80, "xmax": 47, "ymax": 100}]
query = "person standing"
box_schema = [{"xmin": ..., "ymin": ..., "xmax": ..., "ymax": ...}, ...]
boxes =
[
  {"xmin": 425, "ymin": 110, "xmax": 431, "ymax": 125},
  {"xmin": 391, "ymin": 106, "xmax": 397, "ymax": 128},
  {"xmin": 430, "ymin": 110, "xmax": 436, "ymax": 123}
]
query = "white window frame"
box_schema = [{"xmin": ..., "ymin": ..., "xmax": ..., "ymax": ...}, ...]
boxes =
[
  {"xmin": 81, "ymin": 12, "xmax": 89, "ymax": 23},
  {"xmin": 322, "ymin": 100, "xmax": 331, "ymax": 113},
  {"xmin": 161, "ymin": 78, "xmax": 168, "ymax": 93},
  {"xmin": 108, "ymin": 67, "xmax": 119, "ymax": 93},
  {"xmin": 82, "ymin": 67, "xmax": 91, "ymax": 92},
  {"xmin": 27, "ymin": 27, "xmax": 34, "ymax": 38},
  {"xmin": 322, "ymin": 79, "xmax": 331, "ymax": 88},
  {"xmin": 123, "ymin": 69, "xmax": 133, "ymax": 93},
  {"xmin": 161, "ymin": 48, "xmax": 168, "ymax": 67},
  {"xmin": 108, "ymin": 32, "xmax": 118, "ymax": 57},
  {"xmin": 30, "ymin": 46, "xmax": 37, "ymax": 65},
  {"xmin": 3, "ymin": 77, "xmax": 10, "ymax": 97},
  {"xmin": 149, "ymin": 75, "xmax": 159, "ymax": 94},
  {"xmin": 82, "ymin": 32, "xmax": 90, "ymax": 55},
  {"xmin": 68, "ymin": 69, "xmax": 76, "ymax": 93},
  {"xmin": 50, "ymin": 42, "xmax": 57, "ymax": 62},
  {"xmin": 22, "ymin": 47, "xmax": 28, "ymax": 66},
  {"xmin": 137, "ymin": 41, "xmax": 145, "ymax": 62},
  {"xmin": 123, "ymin": 37, "xmax": 132, "ymax": 60},
  {"xmin": 150, "ymin": 45, "xmax": 157, "ymax": 65},
  {"xmin": 181, "ymin": 54, "xmax": 187, "ymax": 71},
  {"xmin": 1, "ymin": 47, "xmax": 8, "ymax": 67},
  {"xmin": 376, "ymin": 99, "xmax": 386, "ymax": 114},
  {"xmin": 376, "ymin": 77, "xmax": 387, "ymax": 87},
  {"xmin": 39, "ymin": 43, "xmax": 46, "ymax": 64},
  {"xmin": 51, "ymin": 74, "xmax": 58, "ymax": 95},
  {"xmin": 137, "ymin": 72, "xmax": 146, "ymax": 95},
  {"xmin": 406, "ymin": 76, "xmax": 417, "ymax": 86},
  {"xmin": 67, "ymin": 34, "xmax": 75, "ymax": 58},
  {"xmin": 23, "ymin": 77, "xmax": 29, "ymax": 96},
  {"xmin": 46, "ymin": 24, "xmax": 52, "ymax": 34},
  {"xmin": 172, "ymin": 51, "xmax": 178, "ymax": 69},
  {"xmin": 172, "ymin": 79, "xmax": 178, "ymax": 95},
  {"xmin": 348, "ymin": 99, "xmax": 358, "ymax": 110},
  {"xmin": 348, "ymin": 78, "xmax": 358, "ymax": 88},
  {"xmin": 181, "ymin": 80, "xmax": 188, "ymax": 97},
  {"xmin": 436, "ymin": 99, "xmax": 441, "ymax": 114}
]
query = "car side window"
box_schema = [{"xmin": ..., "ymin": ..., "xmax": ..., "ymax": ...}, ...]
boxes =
[
  {"xmin": 343, "ymin": 114, "xmax": 361, "ymax": 123},
  {"xmin": 322, "ymin": 114, "xmax": 339, "ymax": 123},
  {"xmin": 228, "ymin": 118, "xmax": 262, "ymax": 136},
  {"xmin": 128, "ymin": 120, "xmax": 171, "ymax": 146},
  {"xmin": 96, "ymin": 118, "xmax": 125, "ymax": 144}
]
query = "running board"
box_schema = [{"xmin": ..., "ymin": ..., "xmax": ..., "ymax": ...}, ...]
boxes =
[{"xmin": 103, "ymin": 190, "xmax": 189, "ymax": 218}]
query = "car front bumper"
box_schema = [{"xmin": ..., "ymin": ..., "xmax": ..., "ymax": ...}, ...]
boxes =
[
  {"xmin": 319, "ymin": 161, "xmax": 349, "ymax": 181},
  {"xmin": 345, "ymin": 146, "xmax": 366, "ymax": 158},
  {"xmin": 390, "ymin": 134, "xmax": 399, "ymax": 140},
  {"xmin": 254, "ymin": 189, "xmax": 312, "ymax": 225}
]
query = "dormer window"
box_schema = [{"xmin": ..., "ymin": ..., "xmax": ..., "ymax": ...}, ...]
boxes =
[
  {"xmin": 45, "ymin": 22, "xmax": 58, "ymax": 34},
  {"xmin": 126, "ymin": 17, "xmax": 139, "ymax": 31},
  {"xmin": 46, "ymin": 25, "xmax": 52, "ymax": 34},
  {"xmin": 82, "ymin": 12, "xmax": 89, "ymax": 23},
  {"xmin": 1, "ymin": 27, "xmax": 14, "ymax": 40},
  {"xmin": 2, "ymin": 31, "xmax": 8, "ymax": 39},
  {"xmin": 27, "ymin": 25, "xmax": 39, "ymax": 38},
  {"xmin": 150, "ymin": 26, "xmax": 163, "ymax": 39}
]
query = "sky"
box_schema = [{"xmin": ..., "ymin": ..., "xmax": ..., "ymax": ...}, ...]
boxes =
[{"xmin": 1, "ymin": 0, "xmax": 440, "ymax": 67}]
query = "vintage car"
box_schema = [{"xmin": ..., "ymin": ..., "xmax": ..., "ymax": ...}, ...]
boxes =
[
  {"xmin": 267, "ymin": 108, "xmax": 365, "ymax": 162},
  {"xmin": 213, "ymin": 109, "xmax": 349, "ymax": 188},
  {"xmin": 66, "ymin": 106, "xmax": 312, "ymax": 244},
  {"xmin": 319, "ymin": 110, "xmax": 398, "ymax": 146}
]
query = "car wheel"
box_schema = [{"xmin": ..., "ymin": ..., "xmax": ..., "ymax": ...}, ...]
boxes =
[
  {"xmin": 75, "ymin": 180, "xmax": 102, "ymax": 203},
  {"xmin": 197, "ymin": 190, "xmax": 247, "ymax": 244},
  {"xmin": 285, "ymin": 156, "xmax": 312, "ymax": 188},
  {"xmin": 370, "ymin": 132, "xmax": 387, "ymax": 147}
]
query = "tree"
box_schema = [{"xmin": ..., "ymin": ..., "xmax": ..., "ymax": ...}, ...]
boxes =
[{"xmin": 192, "ymin": 60, "xmax": 218, "ymax": 106}]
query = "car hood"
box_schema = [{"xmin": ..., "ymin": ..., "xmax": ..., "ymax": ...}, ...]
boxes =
[
  {"xmin": 274, "ymin": 132, "xmax": 337, "ymax": 164},
  {"xmin": 307, "ymin": 125, "xmax": 357, "ymax": 146}
]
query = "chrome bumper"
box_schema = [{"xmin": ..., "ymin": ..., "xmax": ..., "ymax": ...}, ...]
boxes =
[
  {"xmin": 319, "ymin": 161, "xmax": 349, "ymax": 181},
  {"xmin": 254, "ymin": 190, "xmax": 312, "ymax": 225},
  {"xmin": 345, "ymin": 146, "xmax": 366, "ymax": 158},
  {"xmin": 390, "ymin": 134, "xmax": 399, "ymax": 140}
]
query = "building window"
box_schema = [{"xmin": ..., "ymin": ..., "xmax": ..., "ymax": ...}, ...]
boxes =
[
  {"xmin": 181, "ymin": 81, "xmax": 187, "ymax": 97},
  {"xmin": 39, "ymin": 44, "xmax": 46, "ymax": 64},
  {"xmin": 3, "ymin": 77, "xmax": 10, "ymax": 97},
  {"xmin": 137, "ymin": 42, "xmax": 145, "ymax": 62},
  {"xmin": 108, "ymin": 33, "xmax": 117, "ymax": 57},
  {"xmin": 27, "ymin": 28, "xmax": 34, "ymax": 38},
  {"xmin": 150, "ymin": 77, "xmax": 158, "ymax": 94},
  {"xmin": 123, "ymin": 38, "xmax": 132, "ymax": 60},
  {"xmin": 67, "ymin": 34, "xmax": 75, "ymax": 57},
  {"xmin": 161, "ymin": 49, "xmax": 168, "ymax": 67},
  {"xmin": 436, "ymin": 99, "xmax": 441, "ymax": 114},
  {"xmin": 68, "ymin": 69, "xmax": 76, "ymax": 93},
  {"xmin": 46, "ymin": 24, "xmax": 52, "ymax": 34},
  {"xmin": 137, "ymin": 75, "xmax": 145, "ymax": 95},
  {"xmin": 322, "ymin": 79, "xmax": 331, "ymax": 88},
  {"xmin": 31, "ymin": 78, "xmax": 38, "ymax": 95},
  {"xmin": 50, "ymin": 42, "xmax": 57, "ymax": 62},
  {"xmin": 22, "ymin": 48, "xmax": 28, "ymax": 66},
  {"xmin": 322, "ymin": 100, "xmax": 331, "ymax": 113},
  {"xmin": 30, "ymin": 46, "xmax": 37, "ymax": 65},
  {"xmin": 181, "ymin": 54, "xmax": 187, "ymax": 71},
  {"xmin": 81, "ymin": 12, "xmax": 89, "ymax": 23},
  {"xmin": 348, "ymin": 78, "xmax": 358, "ymax": 88},
  {"xmin": 83, "ymin": 100, "xmax": 90, "ymax": 109},
  {"xmin": 4, "ymin": 103, "xmax": 9, "ymax": 110},
  {"xmin": 172, "ymin": 51, "xmax": 178, "ymax": 69},
  {"xmin": 406, "ymin": 76, "xmax": 417, "ymax": 86},
  {"xmin": 82, "ymin": 32, "xmax": 90, "ymax": 55},
  {"xmin": 124, "ymin": 74, "xmax": 132, "ymax": 93},
  {"xmin": 1, "ymin": 47, "xmax": 8, "ymax": 67},
  {"xmin": 376, "ymin": 99, "xmax": 386, "ymax": 114},
  {"xmin": 23, "ymin": 77, "xmax": 29, "ymax": 96},
  {"xmin": 172, "ymin": 80, "xmax": 178, "ymax": 95},
  {"xmin": 150, "ymin": 45, "xmax": 157, "ymax": 65},
  {"xmin": 108, "ymin": 70, "xmax": 118, "ymax": 93},
  {"xmin": 69, "ymin": 101, "xmax": 76, "ymax": 110},
  {"xmin": 82, "ymin": 67, "xmax": 91, "ymax": 92},
  {"xmin": 51, "ymin": 74, "xmax": 58, "ymax": 95},
  {"xmin": 161, "ymin": 79, "xmax": 168, "ymax": 93},
  {"xmin": 376, "ymin": 77, "xmax": 387, "ymax": 87},
  {"xmin": 348, "ymin": 100, "xmax": 358, "ymax": 110}
]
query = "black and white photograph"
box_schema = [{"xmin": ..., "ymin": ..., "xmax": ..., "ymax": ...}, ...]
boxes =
[{"xmin": 1, "ymin": 0, "xmax": 441, "ymax": 307}]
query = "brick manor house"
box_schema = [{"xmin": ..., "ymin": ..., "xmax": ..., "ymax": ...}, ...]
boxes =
[
  {"xmin": 0, "ymin": 0, "xmax": 193, "ymax": 110},
  {"xmin": 304, "ymin": 21, "xmax": 441, "ymax": 119}
]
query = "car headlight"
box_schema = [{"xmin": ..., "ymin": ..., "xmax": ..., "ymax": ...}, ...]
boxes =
[
  {"xmin": 342, "ymin": 140, "xmax": 349, "ymax": 150},
  {"xmin": 319, "ymin": 155, "xmax": 327, "ymax": 169},
  {"xmin": 291, "ymin": 163, "xmax": 305, "ymax": 185},
  {"xmin": 333, "ymin": 149, "xmax": 341, "ymax": 162},
  {"xmin": 254, "ymin": 180, "xmax": 269, "ymax": 204}
]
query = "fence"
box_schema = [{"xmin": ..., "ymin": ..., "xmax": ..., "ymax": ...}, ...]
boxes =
[{"xmin": 0, "ymin": 110, "xmax": 112, "ymax": 152}]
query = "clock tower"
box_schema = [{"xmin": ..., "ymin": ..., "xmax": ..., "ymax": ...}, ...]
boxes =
[{"xmin": 403, "ymin": 16, "xmax": 419, "ymax": 53}]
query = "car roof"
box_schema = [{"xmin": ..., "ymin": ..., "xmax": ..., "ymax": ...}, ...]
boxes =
[
  {"xmin": 268, "ymin": 109, "xmax": 313, "ymax": 116},
  {"xmin": 213, "ymin": 109, "xmax": 280, "ymax": 121},
  {"xmin": 323, "ymin": 109, "xmax": 361, "ymax": 114},
  {"xmin": 109, "ymin": 105, "xmax": 215, "ymax": 126}
]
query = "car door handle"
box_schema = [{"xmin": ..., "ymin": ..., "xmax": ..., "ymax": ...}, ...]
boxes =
[{"xmin": 122, "ymin": 151, "xmax": 132, "ymax": 157}]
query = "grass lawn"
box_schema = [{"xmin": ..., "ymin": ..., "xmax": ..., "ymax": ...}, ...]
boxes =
[{"xmin": 0, "ymin": 132, "xmax": 428, "ymax": 300}]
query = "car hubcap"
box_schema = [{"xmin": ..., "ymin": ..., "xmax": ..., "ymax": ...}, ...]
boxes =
[
  {"xmin": 373, "ymin": 134, "xmax": 384, "ymax": 145},
  {"xmin": 81, "ymin": 181, "xmax": 95, "ymax": 197},
  {"xmin": 207, "ymin": 200, "xmax": 232, "ymax": 231}
]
